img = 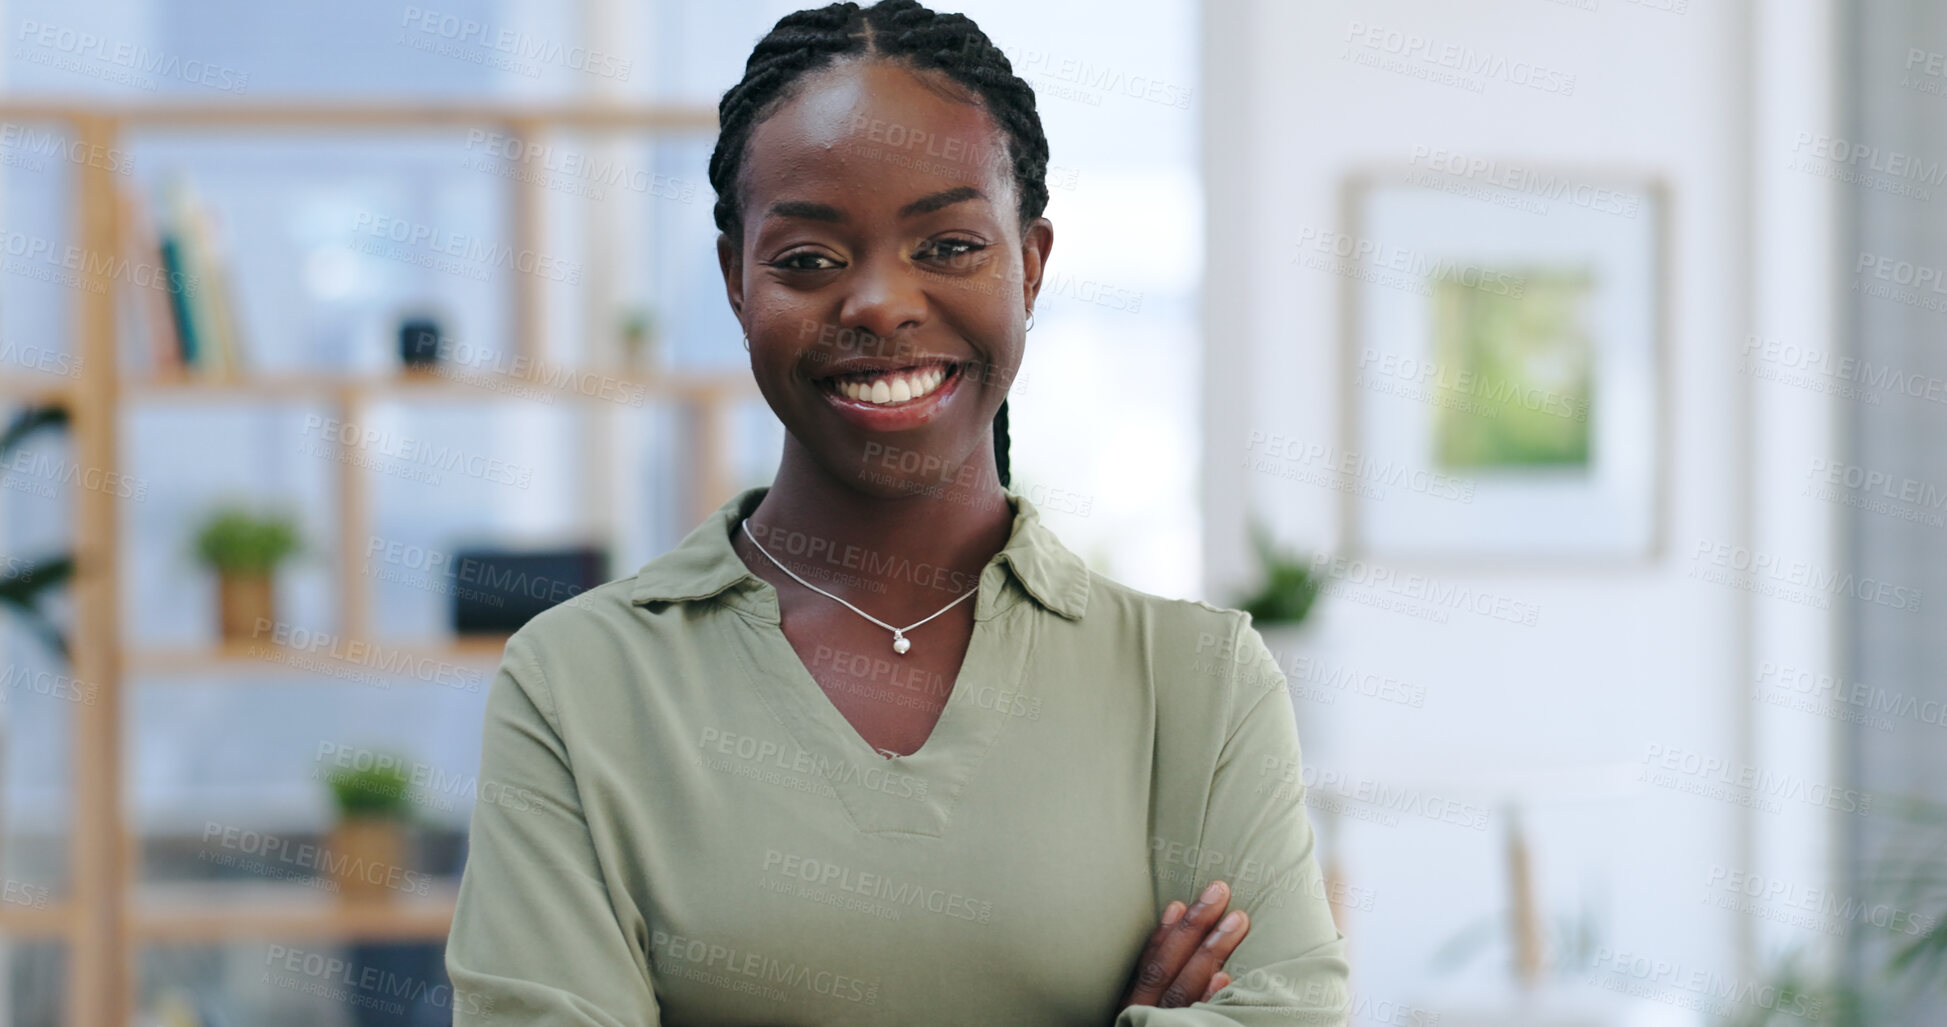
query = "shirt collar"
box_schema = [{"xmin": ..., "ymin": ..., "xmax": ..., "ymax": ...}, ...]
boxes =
[{"xmin": 628, "ymin": 484, "xmax": 1090, "ymax": 622}]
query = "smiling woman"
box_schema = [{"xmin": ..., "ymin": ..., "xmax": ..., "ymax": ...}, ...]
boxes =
[{"xmin": 443, "ymin": 2, "xmax": 1350, "ymax": 1024}]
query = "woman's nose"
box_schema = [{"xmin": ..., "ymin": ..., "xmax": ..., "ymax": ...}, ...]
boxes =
[{"xmin": 836, "ymin": 251, "xmax": 927, "ymax": 343}]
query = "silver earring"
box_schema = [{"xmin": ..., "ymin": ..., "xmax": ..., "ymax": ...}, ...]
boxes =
[
  {"xmin": 1025, "ymin": 310, "xmax": 1036, "ymax": 332},
  {"xmin": 742, "ymin": 332, "xmax": 751, "ymax": 352}
]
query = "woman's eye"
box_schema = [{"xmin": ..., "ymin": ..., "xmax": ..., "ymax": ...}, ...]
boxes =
[
  {"xmin": 769, "ymin": 251, "xmax": 841, "ymax": 272},
  {"xmin": 919, "ymin": 238, "xmax": 988, "ymax": 263}
]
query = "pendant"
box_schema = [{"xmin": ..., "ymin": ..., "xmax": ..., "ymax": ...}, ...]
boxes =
[{"xmin": 892, "ymin": 631, "xmax": 911, "ymax": 655}]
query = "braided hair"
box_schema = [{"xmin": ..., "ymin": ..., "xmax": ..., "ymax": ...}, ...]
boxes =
[{"xmin": 707, "ymin": 0, "xmax": 1049, "ymax": 490}]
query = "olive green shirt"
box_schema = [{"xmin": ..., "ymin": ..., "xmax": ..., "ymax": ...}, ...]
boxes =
[{"xmin": 446, "ymin": 485, "xmax": 1350, "ymax": 1025}]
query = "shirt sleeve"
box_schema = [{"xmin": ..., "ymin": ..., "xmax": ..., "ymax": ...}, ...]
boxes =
[
  {"xmin": 1116, "ymin": 613, "xmax": 1352, "ymax": 1026},
  {"xmin": 445, "ymin": 633, "xmax": 664, "ymax": 1026}
]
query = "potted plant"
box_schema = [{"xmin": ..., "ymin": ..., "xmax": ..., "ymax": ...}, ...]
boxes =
[
  {"xmin": 619, "ymin": 305, "xmax": 657, "ymax": 369},
  {"xmin": 1232, "ymin": 517, "xmax": 1323, "ymax": 647},
  {"xmin": 1719, "ymin": 794, "xmax": 1947, "ymax": 1025},
  {"xmin": 325, "ymin": 757, "xmax": 415, "ymax": 903},
  {"xmin": 192, "ymin": 506, "xmax": 300, "ymax": 646}
]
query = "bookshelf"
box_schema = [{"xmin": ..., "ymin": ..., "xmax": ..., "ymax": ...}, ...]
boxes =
[{"xmin": 0, "ymin": 101, "xmax": 748, "ymax": 1025}]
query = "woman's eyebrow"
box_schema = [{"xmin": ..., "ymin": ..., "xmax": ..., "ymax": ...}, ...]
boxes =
[
  {"xmin": 766, "ymin": 200, "xmax": 847, "ymax": 223},
  {"xmin": 763, "ymin": 187, "xmax": 985, "ymax": 226},
  {"xmin": 898, "ymin": 186, "xmax": 984, "ymax": 218}
]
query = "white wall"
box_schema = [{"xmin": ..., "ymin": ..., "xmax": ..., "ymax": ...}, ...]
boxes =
[{"xmin": 1202, "ymin": 0, "xmax": 1841, "ymax": 1018}]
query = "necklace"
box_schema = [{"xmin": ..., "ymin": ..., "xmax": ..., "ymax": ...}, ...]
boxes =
[{"xmin": 740, "ymin": 518, "xmax": 979, "ymax": 656}]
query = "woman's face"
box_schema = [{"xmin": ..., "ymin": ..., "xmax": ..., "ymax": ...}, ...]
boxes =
[{"xmin": 718, "ymin": 57, "xmax": 1053, "ymax": 497}]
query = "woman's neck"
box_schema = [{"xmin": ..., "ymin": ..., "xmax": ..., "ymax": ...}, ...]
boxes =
[{"xmin": 740, "ymin": 437, "xmax": 1016, "ymax": 609}]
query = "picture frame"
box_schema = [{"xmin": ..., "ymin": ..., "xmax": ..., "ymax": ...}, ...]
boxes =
[{"xmin": 1336, "ymin": 167, "xmax": 1670, "ymax": 564}]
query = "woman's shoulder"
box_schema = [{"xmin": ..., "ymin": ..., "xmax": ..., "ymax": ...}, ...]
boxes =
[
  {"xmin": 1079, "ymin": 568, "xmax": 1276, "ymax": 696},
  {"xmin": 1079, "ymin": 565, "xmax": 1257, "ymax": 645},
  {"xmin": 487, "ymin": 569, "xmax": 722, "ymax": 730},
  {"xmin": 497, "ymin": 572, "xmax": 659, "ymax": 667},
  {"xmin": 1078, "ymin": 570, "xmax": 1294, "ymax": 781}
]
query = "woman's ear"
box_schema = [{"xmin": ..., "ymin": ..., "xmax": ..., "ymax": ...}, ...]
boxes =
[
  {"xmin": 717, "ymin": 231, "xmax": 745, "ymax": 321},
  {"xmin": 1019, "ymin": 216, "xmax": 1054, "ymax": 314}
]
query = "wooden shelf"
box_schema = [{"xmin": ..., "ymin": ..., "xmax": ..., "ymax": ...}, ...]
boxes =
[
  {"xmin": 8, "ymin": 99, "xmax": 747, "ymax": 1022},
  {"xmin": 126, "ymin": 636, "xmax": 514, "ymax": 679},
  {"xmin": 0, "ymin": 879, "xmax": 459, "ymax": 942},
  {"xmin": 134, "ymin": 878, "xmax": 458, "ymax": 944},
  {"xmin": 121, "ymin": 366, "xmax": 757, "ymax": 405},
  {"xmin": 0, "ymin": 100, "xmax": 718, "ymax": 131},
  {"xmin": 0, "ymin": 376, "xmax": 77, "ymax": 407},
  {"xmin": 0, "ymin": 898, "xmax": 74, "ymax": 938},
  {"xmin": 0, "ymin": 368, "xmax": 761, "ymax": 412}
]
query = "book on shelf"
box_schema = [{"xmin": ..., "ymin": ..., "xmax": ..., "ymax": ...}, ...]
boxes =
[
  {"xmin": 117, "ymin": 184, "xmax": 182, "ymax": 377},
  {"xmin": 142, "ymin": 175, "xmax": 245, "ymax": 380}
]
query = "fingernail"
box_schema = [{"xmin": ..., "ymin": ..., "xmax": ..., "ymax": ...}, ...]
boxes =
[
  {"xmin": 1218, "ymin": 910, "xmax": 1244, "ymax": 932},
  {"xmin": 1161, "ymin": 901, "xmax": 1184, "ymax": 925},
  {"xmin": 1200, "ymin": 881, "xmax": 1225, "ymax": 904}
]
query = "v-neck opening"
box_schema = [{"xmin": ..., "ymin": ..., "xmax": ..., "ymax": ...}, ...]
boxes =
[
  {"xmin": 775, "ymin": 618, "xmax": 966, "ymax": 764},
  {"xmin": 761, "ymin": 572, "xmax": 990, "ymax": 766},
  {"xmin": 722, "ymin": 563, "xmax": 1038, "ymax": 837}
]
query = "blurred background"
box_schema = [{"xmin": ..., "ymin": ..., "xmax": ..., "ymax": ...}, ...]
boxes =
[{"xmin": 0, "ymin": 0, "xmax": 1940, "ymax": 1024}]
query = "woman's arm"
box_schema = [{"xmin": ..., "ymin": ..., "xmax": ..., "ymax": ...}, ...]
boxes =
[
  {"xmin": 1116, "ymin": 615, "xmax": 1352, "ymax": 1026},
  {"xmin": 445, "ymin": 633, "xmax": 663, "ymax": 1026}
]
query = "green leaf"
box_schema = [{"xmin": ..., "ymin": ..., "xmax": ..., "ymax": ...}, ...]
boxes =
[
  {"xmin": 1233, "ymin": 518, "xmax": 1322, "ymax": 625},
  {"xmin": 0, "ymin": 404, "xmax": 68, "ymax": 460},
  {"xmin": 326, "ymin": 758, "xmax": 416, "ymax": 821},
  {"xmin": 193, "ymin": 507, "xmax": 303, "ymax": 575}
]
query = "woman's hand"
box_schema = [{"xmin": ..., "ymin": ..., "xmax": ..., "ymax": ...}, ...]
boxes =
[{"xmin": 1118, "ymin": 880, "xmax": 1252, "ymax": 1011}]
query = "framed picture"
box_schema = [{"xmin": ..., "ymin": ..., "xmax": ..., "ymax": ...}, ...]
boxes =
[{"xmin": 1337, "ymin": 168, "xmax": 1668, "ymax": 563}]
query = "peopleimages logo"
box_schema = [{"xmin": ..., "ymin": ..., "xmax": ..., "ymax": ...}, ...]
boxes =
[
  {"xmin": 1258, "ymin": 756, "xmax": 1492, "ymax": 830},
  {"xmin": 1407, "ymin": 145, "xmax": 1641, "ymax": 218},
  {"xmin": 1640, "ymin": 743, "xmax": 1873, "ymax": 817},
  {"xmin": 0, "ymin": 122, "xmax": 134, "ymax": 176},
  {"xmin": 1688, "ymin": 539, "xmax": 1924, "ymax": 613},
  {"xmin": 264, "ymin": 944, "xmax": 496, "ymax": 1019},
  {"xmin": 760, "ymin": 849, "xmax": 995, "ymax": 924},
  {"xmin": 398, "ymin": 6, "xmax": 632, "ymax": 80},
  {"xmin": 1704, "ymin": 865, "xmax": 1938, "ymax": 939},
  {"xmin": 1805, "ymin": 458, "xmax": 1947, "ymax": 523},
  {"xmin": 1308, "ymin": 553, "xmax": 1539, "ymax": 626},
  {"xmin": 348, "ymin": 211, "xmax": 583, "ymax": 285},
  {"xmin": 1584, "ymin": 947, "xmax": 1823, "ymax": 1022},
  {"xmin": 988, "ymin": 41, "xmax": 1194, "ymax": 110},
  {"xmin": 1755, "ymin": 661, "xmax": 1947, "ymax": 730},
  {"xmin": 1341, "ymin": 21, "xmax": 1577, "ymax": 96},
  {"xmin": 1293, "ymin": 225, "xmax": 1527, "ymax": 298},
  {"xmin": 14, "ymin": 20, "xmax": 250, "ymax": 92},
  {"xmin": 0, "ymin": 227, "xmax": 195, "ymax": 297},
  {"xmin": 1244, "ymin": 432, "xmax": 1477, "ymax": 504},
  {"xmin": 299, "ymin": 414, "xmax": 535, "ymax": 489},
  {"xmin": 462, "ymin": 130, "xmax": 693, "ymax": 203},
  {"xmin": 1356, "ymin": 347, "xmax": 1589, "ymax": 422},
  {"xmin": 249, "ymin": 619, "xmax": 486, "ymax": 692}
]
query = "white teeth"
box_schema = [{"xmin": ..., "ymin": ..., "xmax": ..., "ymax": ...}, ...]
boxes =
[{"xmin": 833, "ymin": 364, "xmax": 951, "ymax": 406}]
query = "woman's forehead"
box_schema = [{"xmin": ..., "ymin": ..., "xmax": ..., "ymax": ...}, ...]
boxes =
[{"xmin": 742, "ymin": 59, "xmax": 1013, "ymax": 197}]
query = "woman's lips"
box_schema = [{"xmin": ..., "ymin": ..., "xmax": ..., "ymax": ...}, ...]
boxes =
[{"xmin": 816, "ymin": 362, "xmax": 964, "ymax": 431}]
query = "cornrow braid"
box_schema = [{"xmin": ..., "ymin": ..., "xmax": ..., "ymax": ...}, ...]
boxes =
[
  {"xmin": 992, "ymin": 398, "xmax": 1010, "ymax": 489},
  {"xmin": 709, "ymin": 0, "xmax": 1049, "ymax": 492}
]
